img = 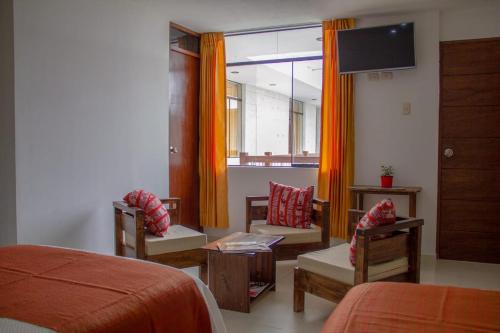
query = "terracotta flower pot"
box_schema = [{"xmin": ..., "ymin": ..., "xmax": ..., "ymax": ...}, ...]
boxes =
[{"xmin": 381, "ymin": 176, "xmax": 393, "ymax": 188}]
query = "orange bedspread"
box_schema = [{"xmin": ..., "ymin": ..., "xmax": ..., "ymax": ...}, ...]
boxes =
[
  {"xmin": 0, "ymin": 245, "xmax": 211, "ymax": 333},
  {"xmin": 322, "ymin": 282, "xmax": 500, "ymax": 333}
]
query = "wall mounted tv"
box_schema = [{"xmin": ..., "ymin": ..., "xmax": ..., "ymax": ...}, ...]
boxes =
[{"xmin": 337, "ymin": 23, "xmax": 415, "ymax": 74}]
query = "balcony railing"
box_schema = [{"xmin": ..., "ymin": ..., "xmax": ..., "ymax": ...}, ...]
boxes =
[{"xmin": 235, "ymin": 151, "xmax": 319, "ymax": 166}]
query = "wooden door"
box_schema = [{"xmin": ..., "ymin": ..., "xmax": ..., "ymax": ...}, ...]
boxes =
[
  {"xmin": 169, "ymin": 24, "xmax": 200, "ymax": 230},
  {"xmin": 438, "ymin": 37, "xmax": 500, "ymax": 263}
]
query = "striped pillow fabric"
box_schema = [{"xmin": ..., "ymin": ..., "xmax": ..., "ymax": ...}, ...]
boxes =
[
  {"xmin": 266, "ymin": 181, "xmax": 314, "ymax": 229},
  {"xmin": 123, "ymin": 190, "xmax": 170, "ymax": 236},
  {"xmin": 349, "ymin": 199, "xmax": 396, "ymax": 265}
]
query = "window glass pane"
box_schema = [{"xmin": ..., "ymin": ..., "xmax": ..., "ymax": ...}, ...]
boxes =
[
  {"xmin": 226, "ymin": 97, "xmax": 241, "ymax": 158},
  {"xmin": 291, "ymin": 99, "xmax": 304, "ymax": 156},
  {"xmin": 227, "ymin": 63, "xmax": 292, "ymax": 166},
  {"xmin": 291, "ymin": 59, "xmax": 322, "ymax": 166},
  {"xmin": 227, "ymin": 80, "xmax": 241, "ymax": 98}
]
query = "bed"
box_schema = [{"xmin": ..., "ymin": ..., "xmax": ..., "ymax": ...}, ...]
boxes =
[
  {"xmin": 0, "ymin": 245, "xmax": 226, "ymax": 333},
  {"xmin": 321, "ymin": 282, "xmax": 500, "ymax": 333}
]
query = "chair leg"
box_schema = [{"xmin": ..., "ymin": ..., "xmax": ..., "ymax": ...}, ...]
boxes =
[
  {"xmin": 294, "ymin": 287, "xmax": 305, "ymax": 312},
  {"xmin": 199, "ymin": 263, "xmax": 208, "ymax": 285},
  {"xmin": 293, "ymin": 268, "xmax": 305, "ymax": 312}
]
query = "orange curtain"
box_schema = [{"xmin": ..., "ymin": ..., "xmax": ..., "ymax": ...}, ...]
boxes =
[
  {"xmin": 199, "ymin": 32, "xmax": 229, "ymax": 228},
  {"xmin": 318, "ymin": 19, "xmax": 355, "ymax": 239}
]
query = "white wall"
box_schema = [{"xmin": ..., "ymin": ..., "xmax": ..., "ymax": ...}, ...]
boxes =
[
  {"xmin": 440, "ymin": 2, "xmax": 500, "ymax": 41},
  {"xmin": 206, "ymin": 167, "xmax": 318, "ymax": 239},
  {"xmin": 0, "ymin": 0, "xmax": 17, "ymax": 245},
  {"xmin": 14, "ymin": 0, "xmax": 170, "ymax": 253},
  {"xmin": 354, "ymin": 10, "xmax": 440, "ymax": 255}
]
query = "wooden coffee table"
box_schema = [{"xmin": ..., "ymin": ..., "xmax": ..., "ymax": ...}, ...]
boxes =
[{"xmin": 203, "ymin": 232, "xmax": 284, "ymax": 313}]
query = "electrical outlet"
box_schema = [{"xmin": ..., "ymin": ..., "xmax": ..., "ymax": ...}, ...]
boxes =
[
  {"xmin": 367, "ymin": 72, "xmax": 380, "ymax": 81},
  {"xmin": 381, "ymin": 72, "xmax": 393, "ymax": 80},
  {"xmin": 402, "ymin": 102, "xmax": 411, "ymax": 115}
]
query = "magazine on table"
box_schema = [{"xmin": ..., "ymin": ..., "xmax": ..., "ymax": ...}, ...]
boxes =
[
  {"xmin": 216, "ymin": 240, "xmax": 271, "ymax": 253},
  {"xmin": 249, "ymin": 282, "xmax": 269, "ymax": 298}
]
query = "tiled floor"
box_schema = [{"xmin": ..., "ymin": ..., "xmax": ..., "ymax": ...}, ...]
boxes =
[{"xmin": 186, "ymin": 255, "xmax": 500, "ymax": 333}]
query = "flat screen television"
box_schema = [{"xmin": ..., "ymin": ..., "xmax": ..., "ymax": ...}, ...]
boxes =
[{"xmin": 337, "ymin": 23, "xmax": 415, "ymax": 74}]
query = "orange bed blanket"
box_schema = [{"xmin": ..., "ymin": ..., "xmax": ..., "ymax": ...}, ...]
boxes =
[
  {"xmin": 322, "ymin": 282, "xmax": 500, "ymax": 333},
  {"xmin": 0, "ymin": 245, "xmax": 211, "ymax": 333}
]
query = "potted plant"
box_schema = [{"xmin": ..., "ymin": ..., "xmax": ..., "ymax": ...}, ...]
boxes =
[{"xmin": 380, "ymin": 165, "xmax": 394, "ymax": 188}]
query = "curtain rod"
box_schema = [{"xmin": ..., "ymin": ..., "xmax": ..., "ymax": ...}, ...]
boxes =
[{"xmin": 224, "ymin": 22, "xmax": 322, "ymax": 37}]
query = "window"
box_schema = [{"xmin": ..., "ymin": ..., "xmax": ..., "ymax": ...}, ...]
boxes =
[{"xmin": 225, "ymin": 26, "xmax": 322, "ymax": 167}]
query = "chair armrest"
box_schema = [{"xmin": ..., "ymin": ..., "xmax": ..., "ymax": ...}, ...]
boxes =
[
  {"xmin": 311, "ymin": 199, "xmax": 330, "ymax": 245},
  {"xmin": 246, "ymin": 195, "xmax": 269, "ymax": 202},
  {"xmin": 114, "ymin": 197, "xmax": 180, "ymax": 214},
  {"xmin": 348, "ymin": 208, "xmax": 366, "ymax": 216},
  {"xmin": 312, "ymin": 198, "xmax": 329, "ymax": 207},
  {"xmin": 114, "ymin": 197, "xmax": 181, "ymax": 224},
  {"xmin": 113, "ymin": 201, "xmax": 140, "ymax": 216},
  {"xmin": 161, "ymin": 197, "xmax": 180, "ymax": 204},
  {"xmin": 246, "ymin": 196, "xmax": 269, "ymax": 232},
  {"xmin": 356, "ymin": 218, "xmax": 424, "ymax": 237}
]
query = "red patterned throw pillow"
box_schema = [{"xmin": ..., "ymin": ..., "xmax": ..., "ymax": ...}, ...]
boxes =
[
  {"xmin": 266, "ymin": 181, "xmax": 314, "ymax": 229},
  {"xmin": 123, "ymin": 190, "xmax": 170, "ymax": 236},
  {"xmin": 349, "ymin": 199, "xmax": 396, "ymax": 265}
]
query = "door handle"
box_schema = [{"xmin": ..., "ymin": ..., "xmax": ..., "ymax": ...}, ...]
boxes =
[
  {"xmin": 443, "ymin": 148, "xmax": 454, "ymax": 158},
  {"xmin": 169, "ymin": 146, "xmax": 178, "ymax": 154}
]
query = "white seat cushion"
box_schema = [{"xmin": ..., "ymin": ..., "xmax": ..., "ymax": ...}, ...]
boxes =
[
  {"xmin": 125, "ymin": 224, "xmax": 207, "ymax": 256},
  {"xmin": 297, "ymin": 243, "xmax": 408, "ymax": 285},
  {"xmin": 249, "ymin": 223, "xmax": 322, "ymax": 245}
]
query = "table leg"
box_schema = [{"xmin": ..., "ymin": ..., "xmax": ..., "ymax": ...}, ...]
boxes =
[
  {"xmin": 350, "ymin": 192, "xmax": 357, "ymax": 210},
  {"xmin": 409, "ymin": 193, "xmax": 417, "ymax": 217},
  {"xmin": 208, "ymin": 252, "xmax": 251, "ymax": 313}
]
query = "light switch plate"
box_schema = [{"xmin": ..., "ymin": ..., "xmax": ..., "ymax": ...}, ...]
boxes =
[{"xmin": 402, "ymin": 102, "xmax": 411, "ymax": 115}]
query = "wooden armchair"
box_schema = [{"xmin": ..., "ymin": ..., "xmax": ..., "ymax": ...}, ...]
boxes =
[
  {"xmin": 293, "ymin": 209, "xmax": 423, "ymax": 312},
  {"xmin": 246, "ymin": 196, "xmax": 330, "ymax": 260},
  {"xmin": 113, "ymin": 198, "xmax": 207, "ymax": 283}
]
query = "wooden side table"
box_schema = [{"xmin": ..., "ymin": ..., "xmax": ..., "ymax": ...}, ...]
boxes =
[
  {"xmin": 349, "ymin": 185, "xmax": 422, "ymax": 217},
  {"xmin": 203, "ymin": 232, "xmax": 284, "ymax": 313}
]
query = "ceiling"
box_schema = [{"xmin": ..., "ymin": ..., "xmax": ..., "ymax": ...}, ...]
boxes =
[
  {"xmin": 226, "ymin": 27, "xmax": 322, "ymax": 63},
  {"xmin": 160, "ymin": 0, "xmax": 496, "ymax": 33}
]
